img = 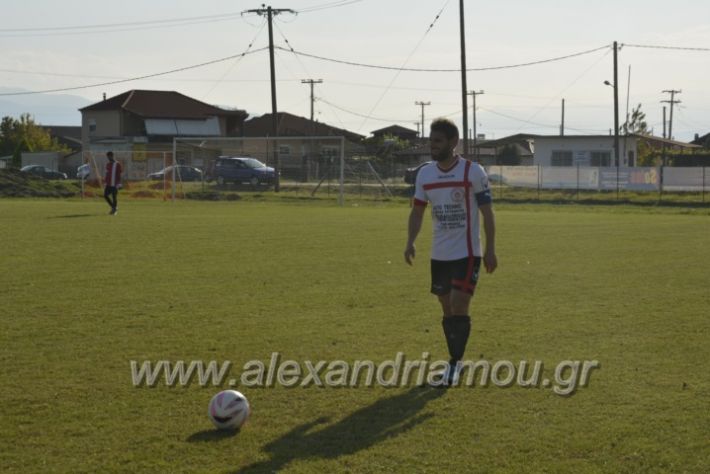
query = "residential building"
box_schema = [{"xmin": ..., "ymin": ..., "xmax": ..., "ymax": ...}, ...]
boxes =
[
  {"xmin": 79, "ymin": 90, "xmax": 247, "ymax": 179},
  {"xmin": 242, "ymin": 112, "xmax": 365, "ymax": 181},
  {"xmin": 371, "ymin": 125, "xmax": 419, "ymax": 142}
]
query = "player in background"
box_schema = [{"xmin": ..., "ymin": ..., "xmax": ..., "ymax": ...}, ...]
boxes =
[
  {"xmin": 404, "ymin": 118, "xmax": 497, "ymax": 386},
  {"xmin": 104, "ymin": 151, "xmax": 122, "ymax": 215}
]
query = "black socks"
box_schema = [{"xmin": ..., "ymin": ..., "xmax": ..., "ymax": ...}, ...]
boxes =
[{"xmin": 442, "ymin": 315, "xmax": 471, "ymax": 363}]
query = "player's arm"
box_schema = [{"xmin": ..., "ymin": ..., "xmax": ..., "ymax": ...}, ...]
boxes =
[
  {"xmin": 471, "ymin": 165, "xmax": 497, "ymax": 273},
  {"xmin": 405, "ymin": 204, "xmax": 426, "ymax": 265},
  {"xmin": 479, "ymin": 203, "xmax": 497, "ymax": 273},
  {"xmin": 405, "ymin": 168, "xmax": 428, "ymax": 266}
]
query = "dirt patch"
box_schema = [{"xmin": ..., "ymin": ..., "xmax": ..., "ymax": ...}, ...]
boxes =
[
  {"xmin": 131, "ymin": 190, "xmax": 158, "ymax": 198},
  {"xmin": 185, "ymin": 191, "xmax": 241, "ymax": 201}
]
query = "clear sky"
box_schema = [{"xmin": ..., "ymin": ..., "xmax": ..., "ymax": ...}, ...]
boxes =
[{"xmin": 1, "ymin": 0, "xmax": 709, "ymax": 141}]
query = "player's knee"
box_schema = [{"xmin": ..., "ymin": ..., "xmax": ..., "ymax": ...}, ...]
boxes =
[
  {"xmin": 437, "ymin": 295, "xmax": 452, "ymax": 316},
  {"xmin": 449, "ymin": 291, "xmax": 472, "ymax": 315}
]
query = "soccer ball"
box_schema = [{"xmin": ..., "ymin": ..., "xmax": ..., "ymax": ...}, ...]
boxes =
[{"xmin": 208, "ymin": 390, "xmax": 250, "ymax": 430}]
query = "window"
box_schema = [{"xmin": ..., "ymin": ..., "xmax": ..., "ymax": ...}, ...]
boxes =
[
  {"xmin": 551, "ymin": 151, "xmax": 573, "ymax": 166},
  {"xmin": 590, "ymin": 151, "xmax": 611, "ymax": 167},
  {"xmin": 88, "ymin": 119, "xmax": 97, "ymax": 134},
  {"xmin": 321, "ymin": 146, "xmax": 338, "ymax": 158}
]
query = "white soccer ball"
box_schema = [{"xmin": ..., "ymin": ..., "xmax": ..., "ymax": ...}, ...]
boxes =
[{"xmin": 208, "ymin": 390, "xmax": 250, "ymax": 430}]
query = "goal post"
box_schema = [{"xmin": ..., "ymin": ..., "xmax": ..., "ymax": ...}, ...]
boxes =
[{"xmin": 172, "ymin": 135, "xmax": 349, "ymax": 204}]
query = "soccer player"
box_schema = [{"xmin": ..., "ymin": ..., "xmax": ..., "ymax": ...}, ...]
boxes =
[
  {"xmin": 104, "ymin": 151, "xmax": 122, "ymax": 215},
  {"xmin": 404, "ymin": 118, "xmax": 497, "ymax": 386}
]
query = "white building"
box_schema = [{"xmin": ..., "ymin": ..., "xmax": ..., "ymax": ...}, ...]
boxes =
[{"xmin": 533, "ymin": 135, "xmax": 637, "ymax": 167}]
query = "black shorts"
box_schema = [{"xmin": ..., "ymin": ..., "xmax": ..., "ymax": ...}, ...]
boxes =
[{"xmin": 430, "ymin": 256, "xmax": 482, "ymax": 296}]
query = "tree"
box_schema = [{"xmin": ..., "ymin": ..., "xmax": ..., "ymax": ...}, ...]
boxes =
[
  {"xmin": 620, "ymin": 104, "xmax": 656, "ymax": 166},
  {"xmin": 0, "ymin": 114, "xmax": 69, "ymax": 168},
  {"xmin": 496, "ymin": 144, "xmax": 521, "ymax": 165},
  {"xmin": 622, "ymin": 103, "xmax": 649, "ymax": 135}
]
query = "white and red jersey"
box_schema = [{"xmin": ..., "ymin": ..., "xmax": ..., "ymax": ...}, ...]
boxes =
[
  {"xmin": 105, "ymin": 161, "xmax": 122, "ymax": 187},
  {"xmin": 413, "ymin": 157, "xmax": 492, "ymax": 261}
]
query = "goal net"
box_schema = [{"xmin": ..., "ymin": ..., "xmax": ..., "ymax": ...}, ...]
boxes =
[{"xmin": 174, "ymin": 136, "xmax": 354, "ymax": 203}]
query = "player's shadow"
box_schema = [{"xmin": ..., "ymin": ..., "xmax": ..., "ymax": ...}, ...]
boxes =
[
  {"xmin": 47, "ymin": 214, "xmax": 94, "ymax": 219},
  {"xmin": 234, "ymin": 387, "xmax": 445, "ymax": 473}
]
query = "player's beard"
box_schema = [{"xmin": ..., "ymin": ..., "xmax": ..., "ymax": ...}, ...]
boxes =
[{"xmin": 431, "ymin": 150, "xmax": 450, "ymax": 162}]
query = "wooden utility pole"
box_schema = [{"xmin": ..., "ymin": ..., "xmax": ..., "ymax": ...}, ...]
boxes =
[
  {"xmin": 468, "ymin": 90, "xmax": 484, "ymax": 159},
  {"xmin": 662, "ymin": 106, "xmax": 667, "ymax": 165},
  {"xmin": 415, "ymin": 101, "xmax": 431, "ymax": 138},
  {"xmin": 560, "ymin": 98, "xmax": 565, "ymax": 136},
  {"xmin": 244, "ymin": 5, "xmax": 295, "ymax": 192},
  {"xmin": 613, "ymin": 41, "xmax": 620, "ymax": 167},
  {"xmin": 661, "ymin": 89, "xmax": 682, "ymax": 141},
  {"xmin": 301, "ymin": 79, "xmax": 323, "ymax": 122},
  {"xmin": 459, "ymin": 0, "xmax": 469, "ymax": 156}
]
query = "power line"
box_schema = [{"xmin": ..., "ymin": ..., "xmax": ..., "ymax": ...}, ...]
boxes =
[
  {"xmin": 621, "ymin": 43, "xmax": 710, "ymax": 52},
  {"xmin": 0, "ymin": 12, "xmax": 243, "ymax": 32},
  {"xmin": 476, "ymin": 107, "xmax": 607, "ymax": 133},
  {"xmin": 297, "ymin": 0, "xmax": 365, "ymax": 13},
  {"xmin": 273, "ymin": 44, "xmax": 611, "ymax": 72},
  {"xmin": 0, "ymin": 47, "xmax": 268, "ymax": 97},
  {"xmin": 201, "ymin": 20, "xmax": 267, "ymax": 100},
  {"xmin": 513, "ymin": 47, "xmax": 612, "ymax": 134},
  {"xmin": 316, "ymin": 98, "xmax": 411, "ymax": 123},
  {"xmin": 0, "ymin": 13, "xmax": 245, "ymax": 37},
  {"xmin": 272, "ymin": 22, "xmax": 350, "ymax": 131},
  {"xmin": 353, "ymin": 0, "xmax": 451, "ymax": 132},
  {"xmin": 0, "ymin": 67, "xmax": 294, "ymax": 83}
]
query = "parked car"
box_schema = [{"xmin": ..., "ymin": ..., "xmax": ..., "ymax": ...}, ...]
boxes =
[
  {"xmin": 20, "ymin": 165, "xmax": 67, "ymax": 180},
  {"xmin": 403, "ymin": 161, "xmax": 430, "ymax": 185},
  {"xmin": 487, "ymin": 173, "xmax": 507, "ymax": 185},
  {"xmin": 76, "ymin": 164, "xmax": 91, "ymax": 180},
  {"xmin": 148, "ymin": 165, "xmax": 203, "ymax": 182},
  {"xmin": 213, "ymin": 157, "xmax": 276, "ymax": 186}
]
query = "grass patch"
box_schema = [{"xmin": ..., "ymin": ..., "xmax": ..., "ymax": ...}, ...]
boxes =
[{"xmin": 0, "ymin": 199, "xmax": 708, "ymax": 472}]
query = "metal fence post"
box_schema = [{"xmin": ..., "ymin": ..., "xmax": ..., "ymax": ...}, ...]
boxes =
[
  {"xmin": 537, "ymin": 164, "xmax": 541, "ymax": 201},
  {"xmin": 703, "ymin": 166, "xmax": 706, "ymax": 204},
  {"xmin": 576, "ymin": 162, "xmax": 580, "ymax": 201},
  {"xmin": 500, "ymin": 164, "xmax": 503, "ymax": 200}
]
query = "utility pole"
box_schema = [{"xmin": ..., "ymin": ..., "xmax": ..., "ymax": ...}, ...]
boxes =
[
  {"xmin": 613, "ymin": 41, "xmax": 620, "ymax": 167},
  {"xmin": 301, "ymin": 79, "xmax": 323, "ymax": 122},
  {"xmin": 560, "ymin": 98, "xmax": 565, "ymax": 136},
  {"xmin": 662, "ymin": 106, "xmax": 667, "ymax": 165},
  {"xmin": 468, "ymin": 90, "xmax": 484, "ymax": 159},
  {"xmin": 414, "ymin": 122, "xmax": 420, "ymax": 139},
  {"xmin": 459, "ymin": 0, "xmax": 469, "ymax": 156},
  {"xmin": 623, "ymin": 65, "xmax": 631, "ymax": 165},
  {"xmin": 415, "ymin": 101, "xmax": 431, "ymax": 139},
  {"xmin": 244, "ymin": 4, "xmax": 295, "ymax": 192},
  {"xmin": 661, "ymin": 89, "xmax": 682, "ymax": 141}
]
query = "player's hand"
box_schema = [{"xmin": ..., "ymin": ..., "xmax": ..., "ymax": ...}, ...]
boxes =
[
  {"xmin": 484, "ymin": 250, "xmax": 497, "ymax": 274},
  {"xmin": 404, "ymin": 243, "xmax": 416, "ymax": 266},
  {"xmin": 117, "ymin": 183, "xmax": 123, "ymax": 189}
]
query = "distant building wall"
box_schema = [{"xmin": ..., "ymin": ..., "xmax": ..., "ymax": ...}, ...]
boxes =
[
  {"xmin": 21, "ymin": 152, "xmax": 61, "ymax": 170},
  {"xmin": 534, "ymin": 136, "xmax": 637, "ymax": 167}
]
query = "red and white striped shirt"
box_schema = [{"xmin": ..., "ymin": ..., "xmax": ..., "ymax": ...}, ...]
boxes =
[
  {"xmin": 105, "ymin": 161, "xmax": 122, "ymax": 187},
  {"xmin": 413, "ymin": 157, "xmax": 491, "ymax": 261}
]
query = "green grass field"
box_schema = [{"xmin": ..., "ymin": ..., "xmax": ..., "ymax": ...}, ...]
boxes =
[{"xmin": 1, "ymin": 198, "xmax": 709, "ymax": 473}]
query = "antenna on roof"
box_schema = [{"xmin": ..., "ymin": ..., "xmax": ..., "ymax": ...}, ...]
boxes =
[{"xmin": 102, "ymin": 92, "xmax": 106, "ymax": 101}]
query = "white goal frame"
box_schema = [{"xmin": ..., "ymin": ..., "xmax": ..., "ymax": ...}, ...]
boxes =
[{"xmin": 172, "ymin": 135, "xmax": 346, "ymax": 205}]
